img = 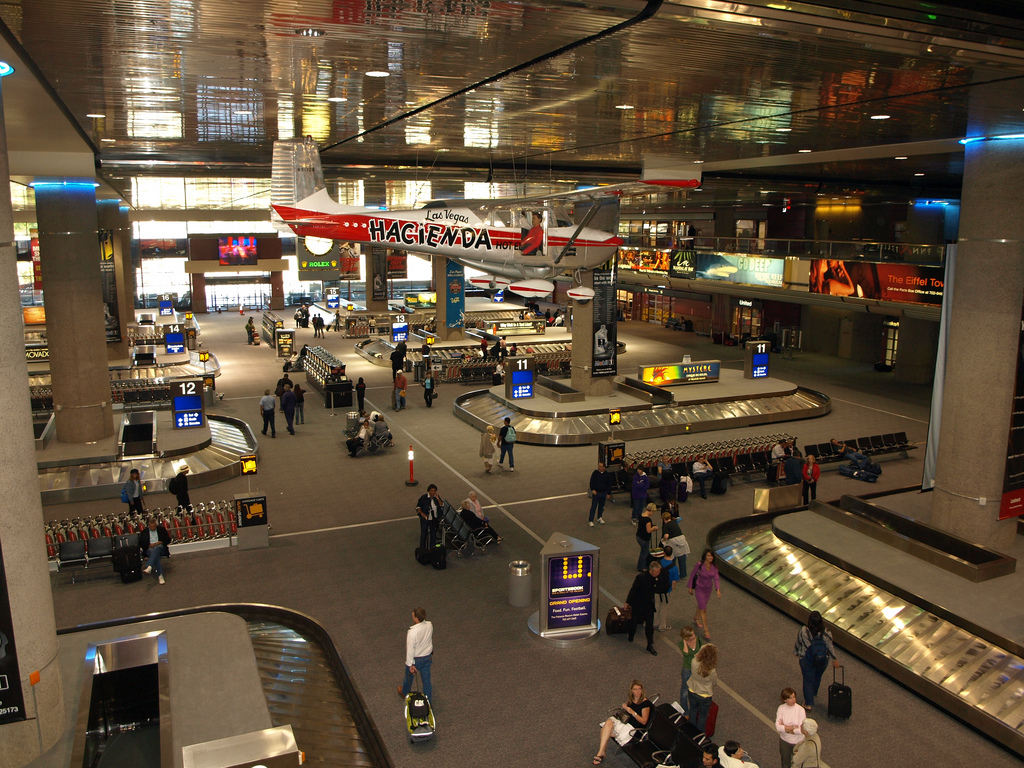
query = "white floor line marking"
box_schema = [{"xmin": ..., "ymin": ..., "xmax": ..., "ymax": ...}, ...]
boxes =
[
  {"xmin": 829, "ymin": 396, "xmax": 928, "ymax": 424},
  {"xmin": 271, "ymin": 516, "xmax": 412, "ymax": 539},
  {"xmin": 482, "ymin": 492, "xmax": 588, "ymax": 509},
  {"xmin": 368, "ymin": 398, "xmax": 546, "ymax": 545}
]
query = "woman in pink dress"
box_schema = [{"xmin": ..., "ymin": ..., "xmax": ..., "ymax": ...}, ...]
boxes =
[{"xmin": 687, "ymin": 548, "xmax": 721, "ymax": 639}]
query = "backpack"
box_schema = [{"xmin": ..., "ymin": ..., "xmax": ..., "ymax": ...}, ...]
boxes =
[
  {"xmin": 808, "ymin": 632, "xmax": 829, "ymax": 669},
  {"xmin": 168, "ymin": 476, "xmax": 180, "ymax": 495},
  {"xmin": 505, "ymin": 426, "xmax": 517, "ymax": 443}
]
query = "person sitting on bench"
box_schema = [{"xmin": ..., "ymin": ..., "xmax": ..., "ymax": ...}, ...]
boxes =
[
  {"xmin": 347, "ymin": 417, "xmax": 370, "ymax": 457},
  {"xmin": 830, "ymin": 439, "xmax": 866, "ymax": 463},
  {"xmin": 460, "ymin": 491, "xmax": 503, "ymax": 544}
]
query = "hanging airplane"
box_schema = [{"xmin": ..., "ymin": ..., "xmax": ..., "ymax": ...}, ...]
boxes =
[{"xmin": 270, "ymin": 138, "xmax": 700, "ymax": 298}]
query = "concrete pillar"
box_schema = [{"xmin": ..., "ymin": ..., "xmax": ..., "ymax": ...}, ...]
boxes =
[
  {"xmin": 0, "ymin": 81, "xmax": 65, "ymax": 767},
  {"xmin": 569, "ymin": 272, "xmax": 613, "ymax": 396},
  {"xmin": 36, "ymin": 182, "xmax": 114, "ymax": 443},
  {"xmin": 190, "ymin": 273, "xmax": 208, "ymax": 314},
  {"xmin": 97, "ymin": 200, "xmax": 132, "ymax": 360},
  {"xmin": 893, "ymin": 316, "xmax": 939, "ymax": 385},
  {"xmin": 931, "ymin": 104, "xmax": 1024, "ymax": 550},
  {"xmin": 432, "ymin": 256, "xmax": 464, "ymax": 341},
  {"xmin": 269, "ymin": 272, "xmax": 284, "ymax": 310}
]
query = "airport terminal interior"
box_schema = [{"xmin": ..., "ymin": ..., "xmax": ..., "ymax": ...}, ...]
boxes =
[{"xmin": 3, "ymin": 2, "xmax": 1024, "ymax": 768}]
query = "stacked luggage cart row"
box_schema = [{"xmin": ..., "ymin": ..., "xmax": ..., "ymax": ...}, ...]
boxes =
[
  {"xmin": 623, "ymin": 432, "xmax": 797, "ymax": 480},
  {"xmin": 31, "ymin": 380, "xmax": 175, "ymax": 414},
  {"xmin": 47, "ymin": 500, "xmax": 238, "ymax": 562},
  {"xmin": 435, "ymin": 352, "xmax": 571, "ymax": 384},
  {"xmin": 805, "ymin": 432, "xmax": 912, "ymax": 463}
]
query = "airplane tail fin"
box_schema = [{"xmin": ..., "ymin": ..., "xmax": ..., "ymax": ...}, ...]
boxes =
[{"xmin": 271, "ymin": 138, "xmax": 328, "ymax": 232}]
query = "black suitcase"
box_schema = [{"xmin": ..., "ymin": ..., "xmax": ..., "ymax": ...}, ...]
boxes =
[
  {"xmin": 113, "ymin": 545, "xmax": 142, "ymax": 583},
  {"xmin": 431, "ymin": 543, "xmax": 447, "ymax": 570},
  {"xmin": 711, "ymin": 472, "xmax": 729, "ymax": 495},
  {"xmin": 828, "ymin": 665, "xmax": 852, "ymax": 718},
  {"xmin": 415, "ymin": 547, "xmax": 431, "ymax": 566}
]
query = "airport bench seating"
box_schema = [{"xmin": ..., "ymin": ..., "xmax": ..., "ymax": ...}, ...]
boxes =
[
  {"xmin": 621, "ymin": 703, "xmax": 708, "ymax": 768},
  {"xmin": 805, "ymin": 432, "xmax": 914, "ymax": 465}
]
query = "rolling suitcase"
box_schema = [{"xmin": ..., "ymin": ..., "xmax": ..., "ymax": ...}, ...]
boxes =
[
  {"xmin": 431, "ymin": 543, "xmax": 447, "ymax": 570},
  {"xmin": 113, "ymin": 543, "xmax": 142, "ymax": 583},
  {"xmin": 605, "ymin": 605, "xmax": 632, "ymax": 635},
  {"xmin": 827, "ymin": 665, "xmax": 852, "ymax": 719},
  {"xmin": 415, "ymin": 546, "xmax": 432, "ymax": 566},
  {"xmin": 703, "ymin": 701, "xmax": 719, "ymax": 737},
  {"xmin": 711, "ymin": 472, "xmax": 729, "ymax": 495},
  {"xmin": 405, "ymin": 686, "xmax": 435, "ymax": 743}
]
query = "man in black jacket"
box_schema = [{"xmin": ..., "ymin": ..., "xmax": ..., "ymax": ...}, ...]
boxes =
[
  {"xmin": 168, "ymin": 466, "xmax": 191, "ymax": 510},
  {"xmin": 588, "ymin": 462, "xmax": 613, "ymax": 526},
  {"xmin": 140, "ymin": 517, "xmax": 171, "ymax": 584},
  {"xmin": 416, "ymin": 484, "xmax": 445, "ymax": 551},
  {"xmin": 626, "ymin": 560, "xmax": 662, "ymax": 655}
]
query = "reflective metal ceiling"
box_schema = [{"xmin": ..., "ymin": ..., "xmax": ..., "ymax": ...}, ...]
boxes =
[{"xmin": 2, "ymin": 0, "xmax": 1024, "ymax": 207}]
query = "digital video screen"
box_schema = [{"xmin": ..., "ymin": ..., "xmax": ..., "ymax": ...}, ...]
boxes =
[
  {"xmin": 218, "ymin": 236, "xmax": 259, "ymax": 266},
  {"xmin": 173, "ymin": 394, "xmax": 203, "ymax": 412}
]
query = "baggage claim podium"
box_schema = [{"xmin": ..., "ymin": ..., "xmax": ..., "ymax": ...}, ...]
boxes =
[{"xmin": 528, "ymin": 532, "xmax": 601, "ymax": 647}]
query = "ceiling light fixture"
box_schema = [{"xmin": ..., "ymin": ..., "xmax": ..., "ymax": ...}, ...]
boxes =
[
  {"xmin": 365, "ymin": 70, "xmax": 390, "ymax": 78},
  {"xmin": 870, "ymin": 114, "xmax": 890, "ymax": 120},
  {"xmin": 295, "ymin": 28, "xmax": 325, "ymax": 37},
  {"xmin": 798, "ymin": 149, "xmax": 812, "ymax": 153},
  {"xmin": 327, "ymin": 96, "xmax": 347, "ymax": 102},
  {"xmin": 86, "ymin": 113, "xmax": 106, "ymax": 119},
  {"xmin": 960, "ymin": 133, "xmax": 1024, "ymax": 145},
  {"xmin": 100, "ymin": 138, "xmax": 116, "ymax": 142},
  {"xmin": 895, "ymin": 156, "xmax": 908, "ymax": 160},
  {"xmin": 776, "ymin": 127, "xmax": 791, "ymax": 132},
  {"xmin": 693, "ymin": 160, "xmax": 704, "ymax": 164},
  {"xmin": 615, "ymin": 104, "xmax": 635, "ymax": 110},
  {"xmin": 0, "ymin": 61, "xmax": 13, "ymax": 77},
  {"xmin": 914, "ymin": 173, "xmax": 925, "ymax": 176},
  {"xmin": 234, "ymin": 110, "xmax": 252, "ymax": 116}
]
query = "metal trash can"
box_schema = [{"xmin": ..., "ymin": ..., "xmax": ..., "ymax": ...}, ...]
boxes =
[
  {"xmin": 508, "ymin": 560, "xmax": 532, "ymax": 607},
  {"xmin": 346, "ymin": 411, "xmax": 361, "ymax": 436}
]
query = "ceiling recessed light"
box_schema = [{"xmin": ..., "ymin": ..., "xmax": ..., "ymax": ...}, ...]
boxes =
[
  {"xmin": 914, "ymin": 172, "xmax": 925, "ymax": 176},
  {"xmin": 798, "ymin": 149, "xmax": 812, "ymax": 153},
  {"xmin": 693, "ymin": 160, "xmax": 704, "ymax": 164},
  {"xmin": 100, "ymin": 138, "xmax": 116, "ymax": 143},
  {"xmin": 295, "ymin": 28, "xmax": 325, "ymax": 37},
  {"xmin": 895, "ymin": 156, "xmax": 908, "ymax": 160},
  {"xmin": 327, "ymin": 96, "xmax": 347, "ymax": 102},
  {"xmin": 86, "ymin": 113, "xmax": 106, "ymax": 119},
  {"xmin": 615, "ymin": 104, "xmax": 635, "ymax": 110},
  {"xmin": 365, "ymin": 70, "xmax": 390, "ymax": 78},
  {"xmin": 870, "ymin": 114, "xmax": 891, "ymax": 120},
  {"xmin": 776, "ymin": 127, "xmax": 791, "ymax": 132}
]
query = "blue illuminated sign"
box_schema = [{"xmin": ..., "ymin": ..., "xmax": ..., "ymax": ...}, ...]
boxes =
[
  {"xmin": 512, "ymin": 383, "xmax": 533, "ymax": 399},
  {"xmin": 175, "ymin": 411, "xmax": 204, "ymax": 428},
  {"xmin": 158, "ymin": 300, "xmax": 173, "ymax": 316},
  {"xmin": 173, "ymin": 394, "xmax": 203, "ymax": 412},
  {"xmin": 392, "ymin": 321, "xmax": 409, "ymax": 343},
  {"xmin": 327, "ymin": 296, "xmax": 340, "ymax": 309},
  {"xmin": 165, "ymin": 332, "xmax": 185, "ymax": 354},
  {"xmin": 493, "ymin": 290, "xmax": 505, "ymax": 303},
  {"xmin": 752, "ymin": 352, "xmax": 769, "ymax": 379}
]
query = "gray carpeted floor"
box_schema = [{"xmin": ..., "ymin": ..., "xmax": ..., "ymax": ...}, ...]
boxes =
[{"xmin": 45, "ymin": 314, "xmax": 1016, "ymax": 768}]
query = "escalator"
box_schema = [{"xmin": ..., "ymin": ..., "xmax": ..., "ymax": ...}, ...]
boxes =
[
  {"xmin": 710, "ymin": 515, "xmax": 1024, "ymax": 758},
  {"xmin": 453, "ymin": 386, "xmax": 831, "ymax": 446}
]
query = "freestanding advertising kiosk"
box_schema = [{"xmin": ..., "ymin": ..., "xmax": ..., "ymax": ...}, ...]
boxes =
[{"xmin": 528, "ymin": 532, "xmax": 601, "ymax": 647}]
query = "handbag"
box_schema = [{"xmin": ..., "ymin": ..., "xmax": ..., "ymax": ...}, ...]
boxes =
[{"xmin": 120, "ymin": 487, "xmax": 130, "ymax": 504}]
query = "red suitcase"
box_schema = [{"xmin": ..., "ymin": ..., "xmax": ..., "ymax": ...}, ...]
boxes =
[{"xmin": 703, "ymin": 701, "xmax": 719, "ymax": 737}]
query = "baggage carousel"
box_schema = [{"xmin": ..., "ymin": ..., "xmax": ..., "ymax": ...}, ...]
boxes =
[
  {"xmin": 452, "ymin": 378, "xmax": 831, "ymax": 446},
  {"xmin": 710, "ymin": 511, "xmax": 1024, "ymax": 758}
]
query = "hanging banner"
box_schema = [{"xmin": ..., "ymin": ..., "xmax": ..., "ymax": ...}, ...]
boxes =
[
  {"xmin": 339, "ymin": 245, "xmax": 360, "ymax": 280},
  {"xmin": 1000, "ymin": 296, "xmax": 1024, "ymax": 520},
  {"xmin": 669, "ymin": 250, "xmax": 697, "ymax": 279},
  {"xmin": 445, "ymin": 260, "xmax": 465, "ymax": 329},
  {"xmin": 99, "ymin": 230, "xmax": 122, "ymax": 343},
  {"xmin": 592, "ymin": 268, "xmax": 617, "ymax": 377},
  {"xmin": 370, "ymin": 246, "xmax": 388, "ymax": 301},
  {"xmin": 387, "ymin": 249, "xmax": 408, "ymax": 279},
  {"xmin": 0, "ymin": 537, "xmax": 27, "ymax": 725},
  {"xmin": 809, "ymin": 260, "xmax": 944, "ymax": 305},
  {"xmin": 30, "ymin": 232, "xmax": 41, "ymax": 290}
]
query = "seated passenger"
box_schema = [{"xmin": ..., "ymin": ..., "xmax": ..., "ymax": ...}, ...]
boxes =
[
  {"xmin": 692, "ymin": 456, "xmax": 714, "ymax": 499},
  {"xmin": 372, "ymin": 414, "xmax": 392, "ymax": 442},
  {"xmin": 140, "ymin": 517, "xmax": 170, "ymax": 585},
  {"xmin": 593, "ymin": 679, "xmax": 651, "ymax": 765},
  {"xmin": 459, "ymin": 491, "xmax": 502, "ymax": 544},
  {"xmin": 347, "ymin": 419, "xmax": 370, "ymax": 457},
  {"xmin": 719, "ymin": 740, "xmax": 760, "ymax": 768},
  {"xmin": 830, "ymin": 438, "xmax": 865, "ymax": 464}
]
